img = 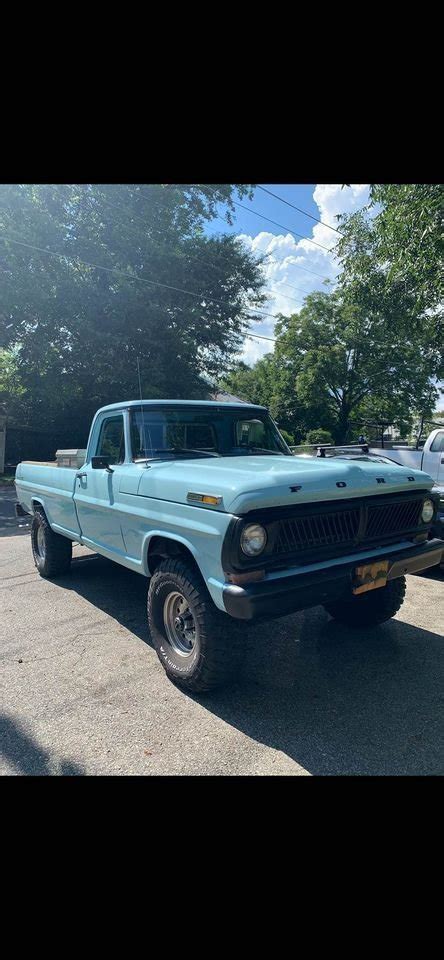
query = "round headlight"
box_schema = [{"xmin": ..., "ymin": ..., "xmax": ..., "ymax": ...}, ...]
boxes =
[
  {"xmin": 421, "ymin": 499, "xmax": 434, "ymax": 523},
  {"xmin": 240, "ymin": 523, "xmax": 267, "ymax": 556}
]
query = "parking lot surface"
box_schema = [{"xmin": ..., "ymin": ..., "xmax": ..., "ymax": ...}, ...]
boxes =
[{"xmin": 1, "ymin": 488, "xmax": 443, "ymax": 776}]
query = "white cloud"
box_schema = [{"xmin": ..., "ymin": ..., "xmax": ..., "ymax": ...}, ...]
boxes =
[{"xmin": 238, "ymin": 184, "xmax": 370, "ymax": 363}]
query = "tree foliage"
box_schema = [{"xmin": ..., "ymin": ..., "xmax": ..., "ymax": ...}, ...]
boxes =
[
  {"xmin": 223, "ymin": 184, "xmax": 443, "ymax": 444},
  {"xmin": 367, "ymin": 184, "xmax": 442, "ymax": 316},
  {"xmin": 2, "ymin": 183, "xmax": 443, "ymax": 452},
  {"xmin": 0, "ymin": 184, "xmax": 264, "ymax": 442},
  {"xmin": 304, "ymin": 429, "xmax": 334, "ymax": 445},
  {"xmin": 220, "ymin": 353, "xmax": 331, "ymax": 442}
]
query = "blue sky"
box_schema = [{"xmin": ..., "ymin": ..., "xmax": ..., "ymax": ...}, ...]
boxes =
[
  {"xmin": 203, "ymin": 183, "xmax": 371, "ymax": 365},
  {"xmin": 205, "ymin": 183, "xmax": 320, "ymax": 242}
]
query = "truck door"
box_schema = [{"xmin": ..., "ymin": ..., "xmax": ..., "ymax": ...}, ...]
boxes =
[
  {"xmin": 422, "ymin": 430, "xmax": 444, "ymax": 483},
  {"xmin": 74, "ymin": 412, "xmax": 127, "ymax": 556}
]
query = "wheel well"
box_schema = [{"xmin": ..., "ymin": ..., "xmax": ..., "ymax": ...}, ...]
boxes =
[
  {"xmin": 32, "ymin": 500, "xmax": 46, "ymax": 517},
  {"xmin": 147, "ymin": 536, "xmax": 200, "ymax": 576}
]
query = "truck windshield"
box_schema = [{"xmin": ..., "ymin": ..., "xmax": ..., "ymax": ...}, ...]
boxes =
[{"xmin": 130, "ymin": 407, "xmax": 291, "ymax": 460}]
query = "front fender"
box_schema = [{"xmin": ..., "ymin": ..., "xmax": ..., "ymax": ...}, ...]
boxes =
[{"xmin": 142, "ymin": 530, "xmax": 202, "ymax": 576}]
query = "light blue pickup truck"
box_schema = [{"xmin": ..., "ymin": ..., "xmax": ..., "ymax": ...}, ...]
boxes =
[{"xmin": 15, "ymin": 400, "xmax": 443, "ymax": 691}]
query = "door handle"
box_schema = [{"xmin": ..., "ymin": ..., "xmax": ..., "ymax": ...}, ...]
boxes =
[
  {"xmin": 441, "ymin": 457, "xmax": 444, "ymax": 464},
  {"xmin": 76, "ymin": 472, "xmax": 87, "ymax": 479}
]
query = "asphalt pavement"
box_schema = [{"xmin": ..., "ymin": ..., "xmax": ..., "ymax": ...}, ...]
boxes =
[{"xmin": 1, "ymin": 487, "xmax": 443, "ymax": 775}]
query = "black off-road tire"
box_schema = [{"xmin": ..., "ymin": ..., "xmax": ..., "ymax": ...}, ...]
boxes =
[
  {"xmin": 31, "ymin": 509, "xmax": 72, "ymax": 578},
  {"xmin": 147, "ymin": 558, "xmax": 242, "ymax": 693},
  {"xmin": 324, "ymin": 576, "xmax": 406, "ymax": 627}
]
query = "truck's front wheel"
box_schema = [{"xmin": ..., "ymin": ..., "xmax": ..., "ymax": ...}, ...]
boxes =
[
  {"xmin": 147, "ymin": 559, "xmax": 241, "ymax": 693},
  {"xmin": 324, "ymin": 576, "xmax": 406, "ymax": 627},
  {"xmin": 31, "ymin": 510, "xmax": 72, "ymax": 578}
]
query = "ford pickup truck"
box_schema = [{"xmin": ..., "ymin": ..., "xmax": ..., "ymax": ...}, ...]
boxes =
[{"xmin": 15, "ymin": 400, "xmax": 444, "ymax": 692}]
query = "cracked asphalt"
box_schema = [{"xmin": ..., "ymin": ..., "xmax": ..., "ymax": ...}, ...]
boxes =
[{"xmin": 1, "ymin": 487, "xmax": 443, "ymax": 776}]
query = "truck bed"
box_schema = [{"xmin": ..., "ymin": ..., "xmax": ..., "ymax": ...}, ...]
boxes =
[
  {"xmin": 15, "ymin": 462, "xmax": 81, "ymax": 539},
  {"xmin": 21, "ymin": 460, "xmax": 58, "ymax": 467},
  {"xmin": 370, "ymin": 447, "xmax": 423, "ymax": 469}
]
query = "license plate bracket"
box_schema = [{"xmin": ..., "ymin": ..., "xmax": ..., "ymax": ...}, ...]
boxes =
[{"xmin": 352, "ymin": 559, "xmax": 389, "ymax": 595}]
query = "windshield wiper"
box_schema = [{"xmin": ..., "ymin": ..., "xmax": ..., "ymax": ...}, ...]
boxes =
[
  {"xmin": 246, "ymin": 447, "xmax": 284, "ymax": 455},
  {"xmin": 136, "ymin": 448, "xmax": 220, "ymax": 460},
  {"xmin": 169, "ymin": 448, "xmax": 220, "ymax": 458}
]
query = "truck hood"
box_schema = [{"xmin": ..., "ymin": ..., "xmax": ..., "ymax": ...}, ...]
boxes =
[{"xmin": 135, "ymin": 455, "xmax": 434, "ymax": 514}]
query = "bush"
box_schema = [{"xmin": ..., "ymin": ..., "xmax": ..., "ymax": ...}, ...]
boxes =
[
  {"xmin": 304, "ymin": 429, "xmax": 334, "ymax": 445},
  {"xmin": 279, "ymin": 428, "xmax": 294, "ymax": 446}
]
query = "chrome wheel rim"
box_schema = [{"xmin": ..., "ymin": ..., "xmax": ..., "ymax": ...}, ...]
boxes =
[
  {"xmin": 163, "ymin": 592, "xmax": 197, "ymax": 656},
  {"xmin": 36, "ymin": 524, "xmax": 46, "ymax": 560}
]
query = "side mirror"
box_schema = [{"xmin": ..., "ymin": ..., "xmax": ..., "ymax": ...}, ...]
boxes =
[{"xmin": 91, "ymin": 456, "xmax": 114, "ymax": 473}]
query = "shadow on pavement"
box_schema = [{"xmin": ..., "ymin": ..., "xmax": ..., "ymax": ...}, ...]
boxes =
[
  {"xmin": 59, "ymin": 552, "xmax": 443, "ymax": 776},
  {"xmin": 0, "ymin": 714, "xmax": 85, "ymax": 776},
  {"xmin": 0, "ymin": 488, "xmax": 31, "ymax": 538}
]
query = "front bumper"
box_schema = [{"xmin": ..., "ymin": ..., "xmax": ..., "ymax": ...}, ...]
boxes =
[{"xmin": 222, "ymin": 538, "xmax": 444, "ymax": 620}]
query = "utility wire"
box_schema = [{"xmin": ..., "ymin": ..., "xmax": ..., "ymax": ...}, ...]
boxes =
[
  {"xmin": 0, "ymin": 231, "xmax": 282, "ymax": 339},
  {"xmin": 43, "ymin": 184, "xmax": 308, "ymax": 308},
  {"xmin": 231, "ymin": 200, "xmax": 337, "ymax": 252},
  {"xmin": 257, "ymin": 185, "xmax": 343, "ymax": 235},
  {"xmin": 92, "ymin": 191, "xmax": 310, "ymax": 305},
  {"xmin": 74, "ymin": 182, "xmax": 339, "ymax": 264},
  {"xmin": 2, "ymin": 187, "xmax": 329, "ymax": 346},
  {"xmin": 245, "ymin": 332, "xmax": 276, "ymax": 343},
  {"xmin": 126, "ymin": 184, "xmax": 339, "ymax": 281},
  {"xmin": 187, "ymin": 184, "xmax": 338, "ymax": 254},
  {"xmin": 254, "ymin": 253, "xmax": 336, "ymax": 283}
]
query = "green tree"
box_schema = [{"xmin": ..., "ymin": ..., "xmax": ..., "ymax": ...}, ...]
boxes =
[
  {"xmin": 367, "ymin": 184, "xmax": 443, "ymax": 316},
  {"xmin": 336, "ymin": 185, "xmax": 443, "ymax": 417},
  {"xmin": 274, "ymin": 288, "xmax": 438, "ymax": 443},
  {"xmin": 0, "ymin": 348, "xmax": 24, "ymax": 417},
  {"xmin": 304, "ymin": 429, "xmax": 334, "ymax": 445},
  {"xmin": 0, "ymin": 184, "xmax": 265, "ymax": 441},
  {"xmin": 220, "ymin": 355, "xmax": 277, "ymax": 407},
  {"xmin": 221, "ymin": 352, "xmax": 330, "ymax": 442},
  {"xmin": 224, "ymin": 185, "xmax": 443, "ymax": 447}
]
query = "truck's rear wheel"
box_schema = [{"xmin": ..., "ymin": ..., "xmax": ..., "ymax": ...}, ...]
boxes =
[
  {"xmin": 147, "ymin": 558, "xmax": 241, "ymax": 692},
  {"xmin": 31, "ymin": 510, "xmax": 72, "ymax": 578},
  {"xmin": 324, "ymin": 576, "xmax": 406, "ymax": 627}
]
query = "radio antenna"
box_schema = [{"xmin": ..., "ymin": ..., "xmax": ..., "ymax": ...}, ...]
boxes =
[{"xmin": 136, "ymin": 358, "xmax": 151, "ymax": 465}]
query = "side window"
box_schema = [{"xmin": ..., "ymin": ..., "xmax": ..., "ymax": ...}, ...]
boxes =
[
  {"xmin": 430, "ymin": 431, "xmax": 444, "ymax": 453},
  {"xmin": 96, "ymin": 416, "xmax": 125, "ymax": 464},
  {"xmin": 235, "ymin": 418, "xmax": 266, "ymax": 446}
]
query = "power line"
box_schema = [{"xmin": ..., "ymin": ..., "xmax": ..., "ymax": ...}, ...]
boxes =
[
  {"xmin": 112, "ymin": 183, "xmax": 338, "ymax": 282},
  {"xmin": 0, "ymin": 231, "xmax": 284, "ymax": 341},
  {"xmin": 232, "ymin": 200, "xmax": 337, "ymax": 252},
  {"xmin": 2, "ymin": 189, "xmax": 328, "ymax": 347},
  {"xmin": 255, "ymin": 252, "xmax": 336, "ymax": 283},
  {"xmin": 246, "ymin": 332, "xmax": 276, "ymax": 343},
  {"xmin": 41, "ymin": 184, "xmax": 308, "ymax": 309},
  {"xmin": 193, "ymin": 185, "xmax": 338, "ymax": 254},
  {"xmin": 257, "ymin": 185, "xmax": 343, "ymax": 235},
  {"xmin": 1, "ymin": 230, "xmax": 277, "ymax": 346},
  {"xmin": 94, "ymin": 190, "xmax": 310, "ymax": 305},
  {"xmin": 187, "ymin": 205, "xmax": 337, "ymax": 282},
  {"xmin": 85, "ymin": 183, "xmax": 339, "ymax": 271}
]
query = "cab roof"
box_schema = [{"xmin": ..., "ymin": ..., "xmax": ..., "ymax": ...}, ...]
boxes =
[{"xmin": 97, "ymin": 400, "xmax": 267, "ymax": 413}]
